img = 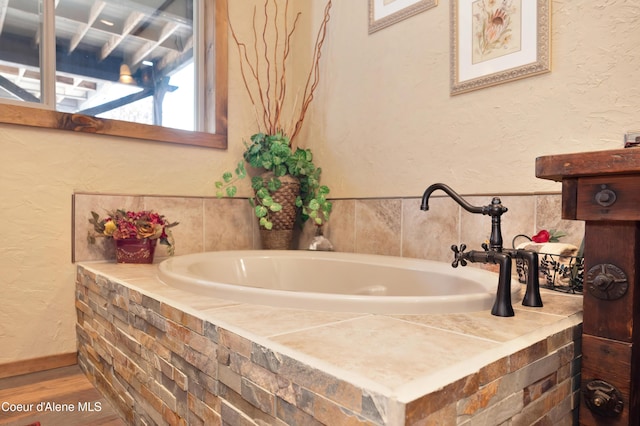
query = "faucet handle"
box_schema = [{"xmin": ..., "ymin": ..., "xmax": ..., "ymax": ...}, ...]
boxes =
[
  {"xmin": 451, "ymin": 244, "xmax": 468, "ymax": 268},
  {"xmin": 481, "ymin": 242, "xmax": 489, "ymax": 251}
]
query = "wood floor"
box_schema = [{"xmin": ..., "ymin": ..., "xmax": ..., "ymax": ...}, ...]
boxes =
[{"xmin": 0, "ymin": 365, "xmax": 126, "ymax": 426}]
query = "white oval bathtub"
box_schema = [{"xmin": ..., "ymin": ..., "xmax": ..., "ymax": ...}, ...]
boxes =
[{"xmin": 157, "ymin": 250, "xmax": 520, "ymax": 314}]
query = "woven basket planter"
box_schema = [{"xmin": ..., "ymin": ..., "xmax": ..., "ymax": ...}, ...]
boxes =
[
  {"xmin": 257, "ymin": 172, "xmax": 301, "ymax": 249},
  {"xmin": 259, "ymin": 229, "xmax": 295, "ymax": 250}
]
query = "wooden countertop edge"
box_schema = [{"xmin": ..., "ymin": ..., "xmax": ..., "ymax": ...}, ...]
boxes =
[{"xmin": 536, "ymin": 148, "xmax": 640, "ymax": 181}]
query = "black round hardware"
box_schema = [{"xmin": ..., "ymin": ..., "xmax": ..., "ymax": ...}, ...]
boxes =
[
  {"xmin": 585, "ymin": 264, "xmax": 628, "ymax": 300},
  {"xmin": 595, "ymin": 185, "xmax": 617, "ymax": 207},
  {"xmin": 583, "ymin": 380, "xmax": 624, "ymax": 417},
  {"xmin": 451, "ymin": 244, "xmax": 467, "ymax": 268}
]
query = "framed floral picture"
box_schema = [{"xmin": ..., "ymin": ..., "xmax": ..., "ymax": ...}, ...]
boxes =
[
  {"xmin": 369, "ymin": 0, "xmax": 437, "ymax": 34},
  {"xmin": 450, "ymin": 0, "xmax": 550, "ymax": 95}
]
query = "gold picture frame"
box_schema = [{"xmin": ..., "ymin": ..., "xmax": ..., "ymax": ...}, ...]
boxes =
[
  {"xmin": 450, "ymin": 0, "xmax": 550, "ymax": 95},
  {"xmin": 369, "ymin": 0, "xmax": 437, "ymax": 34}
]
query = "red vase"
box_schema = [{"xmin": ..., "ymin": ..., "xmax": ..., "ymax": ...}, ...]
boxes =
[{"xmin": 114, "ymin": 238, "xmax": 157, "ymax": 264}]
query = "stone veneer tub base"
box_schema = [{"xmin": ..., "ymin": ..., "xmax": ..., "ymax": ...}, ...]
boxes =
[{"xmin": 75, "ymin": 261, "xmax": 583, "ymax": 425}]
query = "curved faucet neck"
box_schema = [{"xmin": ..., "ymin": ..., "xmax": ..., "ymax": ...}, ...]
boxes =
[
  {"xmin": 421, "ymin": 183, "xmax": 508, "ymax": 252},
  {"xmin": 420, "ymin": 183, "xmax": 484, "ymax": 214}
]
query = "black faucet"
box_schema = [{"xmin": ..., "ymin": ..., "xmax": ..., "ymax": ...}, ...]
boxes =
[{"xmin": 421, "ymin": 183, "xmax": 543, "ymax": 317}]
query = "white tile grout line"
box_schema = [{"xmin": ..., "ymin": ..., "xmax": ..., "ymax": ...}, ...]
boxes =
[{"xmin": 265, "ymin": 313, "xmax": 374, "ymax": 338}]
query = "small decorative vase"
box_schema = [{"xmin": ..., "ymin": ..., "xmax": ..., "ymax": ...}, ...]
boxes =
[{"xmin": 114, "ymin": 238, "xmax": 157, "ymax": 264}]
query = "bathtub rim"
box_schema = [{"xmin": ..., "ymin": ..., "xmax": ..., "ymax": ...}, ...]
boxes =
[{"xmin": 157, "ymin": 250, "xmax": 520, "ymax": 315}]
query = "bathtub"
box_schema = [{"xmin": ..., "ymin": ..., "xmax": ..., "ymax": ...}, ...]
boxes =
[{"xmin": 157, "ymin": 250, "xmax": 520, "ymax": 314}]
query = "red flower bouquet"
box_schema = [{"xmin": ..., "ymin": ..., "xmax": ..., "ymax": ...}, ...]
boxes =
[{"xmin": 89, "ymin": 209, "xmax": 179, "ymax": 256}]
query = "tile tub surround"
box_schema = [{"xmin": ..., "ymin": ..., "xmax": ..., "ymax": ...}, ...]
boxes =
[
  {"xmin": 73, "ymin": 192, "xmax": 585, "ymax": 263},
  {"xmin": 75, "ymin": 262, "xmax": 583, "ymax": 425}
]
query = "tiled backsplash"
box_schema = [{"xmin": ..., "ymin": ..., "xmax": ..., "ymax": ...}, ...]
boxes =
[{"xmin": 73, "ymin": 192, "xmax": 585, "ymax": 263}]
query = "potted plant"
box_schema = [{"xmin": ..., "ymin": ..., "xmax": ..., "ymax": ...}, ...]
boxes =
[
  {"xmin": 216, "ymin": 0, "xmax": 333, "ymax": 249},
  {"xmin": 88, "ymin": 209, "xmax": 179, "ymax": 263}
]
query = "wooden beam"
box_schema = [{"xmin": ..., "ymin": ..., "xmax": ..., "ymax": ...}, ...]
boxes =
[
  {"xmin": 0, "ymin": 33, "xmax": 122, "ymax": 81},
  {"xmin": 78, "ymin": 87, "xmax": 153, "ymax": 116},
  {"xmin": 130, "ymin": 21, "xmax": 181, "ymax": 66},
  {"xmin": 0, "ymin": 74, "xmax": 39, "ymax": 102},
  {"xmin": 100, "ymin": 11, "xmax": 145, "ymax": 61},
  {"xmin": 69, "ymin": 1, "xmax": 107, "ymax": 53}
]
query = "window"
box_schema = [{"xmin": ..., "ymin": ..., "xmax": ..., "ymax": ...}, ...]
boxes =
[{"xmin": 0, "ymin": 0, "xmax": 227, "ymax": 148}]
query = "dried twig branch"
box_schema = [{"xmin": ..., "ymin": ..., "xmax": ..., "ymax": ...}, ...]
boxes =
[
  {"xmin": 261, "ymin": 0, "xmax": 272, "ymax": 129},
  {"xmin": 229, "ymin": 0, "xmax": 332, "ymax": 144},
  {"xmin": 290, "ymin": 0, "xmax": 332, "ymax": 145}
]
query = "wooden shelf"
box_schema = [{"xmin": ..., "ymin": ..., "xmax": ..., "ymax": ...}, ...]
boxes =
[{"xmin": 536, "ymin": 148, "xmax": 640, "ymax": 181}]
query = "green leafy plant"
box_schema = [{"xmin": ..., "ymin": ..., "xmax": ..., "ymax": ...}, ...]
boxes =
[{"xmin": 216, "ymin": 133, "xmax": 332, "ymax": 230}]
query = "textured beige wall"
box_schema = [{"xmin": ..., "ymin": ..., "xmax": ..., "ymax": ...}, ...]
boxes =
[
  {"xmin": 298, "ymin": 1, "xmax": 640, "ymax": 197},
  {"xmin": 0, "ymin": 127, "xmax": 240, "ymax": 362},
  {"xmin": 1, "ymin": 0, "xmax": 637, "ymax": 362}
]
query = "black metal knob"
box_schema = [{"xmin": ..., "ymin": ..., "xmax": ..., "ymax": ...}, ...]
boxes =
[
  {"xmin": 593, "ymin": 273, "xmax": 614, "ymax": 290},
  {"xmin": 585, "ymin": 264, "xmax": 628, "ymax": 300},
  {"xmin": 592, "ymin": 390, "xmax": 610, "ymax": 407},
  {"xmin": 595, "ymin": 185, "xmax": 616, "ymax": 207},
  {"xmin": 584, "ymin": 380, "xmax": 623, "ymax": 417},
  {"xmin": 451, "ymin": 244, "xmax": 468, "ymax": 268}
]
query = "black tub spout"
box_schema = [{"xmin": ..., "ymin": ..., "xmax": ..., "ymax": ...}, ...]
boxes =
[{"xmin": 420, "ymin": 183, "xmax": 485, "ymax": 214}]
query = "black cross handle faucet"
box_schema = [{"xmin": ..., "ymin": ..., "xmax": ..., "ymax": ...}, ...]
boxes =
[{"xmin": 421, "ymin": 183, "xmax": 543, "ymax": 317}]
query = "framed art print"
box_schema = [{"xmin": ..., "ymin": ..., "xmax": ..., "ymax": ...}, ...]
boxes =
[
  {"xmin": 369, "ymin": 0, "xmax": 437, "ymax": 33},
  {"xmin": 450, "ymin": 0, "xmax": 550, "ymax": 95}
]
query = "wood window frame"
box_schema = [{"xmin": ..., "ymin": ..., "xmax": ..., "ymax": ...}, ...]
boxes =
[{"xmin": 0, "ymin": 0, "xmax": 228, "ymax": 149}]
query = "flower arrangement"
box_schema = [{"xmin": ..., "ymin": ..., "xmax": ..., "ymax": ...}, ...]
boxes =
[{"xmin": 88, "ymin": 209, "xmax": 179, "ymax": 255}]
